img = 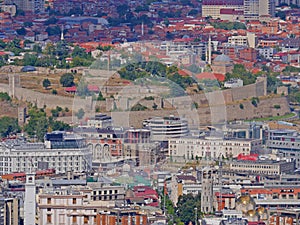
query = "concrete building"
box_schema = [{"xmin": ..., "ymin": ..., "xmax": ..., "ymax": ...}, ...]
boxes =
[
  {"xmin": 0, "ymin": 195, "xmax": 20, "ymax": 225},
  {"xmin": 6, "ymin": 0, "xmax": 45, "ymax": 13},
  {"xmin": 168, "ymin": 137, "xmax": 262, "ymax": 160},
  {"xmin": 258, "ymin": 47, "xmax": 277, "ymax": 60},
  {"xmin": 228, "ymin": 36, "xmax": 248, "ymax": 47},
  {"xmin": 229, "ymin": 159, "xmax": 295, "ymax": 175},
  {"xmin": 275, "ymin": 0, "xmax": 300, "ymax": 6},
  {"xmin": 38, "ymin": 185, "xmax": 148, "ymax": 225},
  {"xmin": 144, "ymin": 116, "xmax": 189, "ymax": 142},
  {"xmin": 0, "ymin": 131, "xmax": 92, "ymax": 174},
  {"xmin": 241, "ymin": 185, "xmax": 300, "ymax": 208},
  {"xmin": 24, "ymin": 173, "xmax": 36, "ymax": 225},
  {"xmin": 244, "ymin": 0, "xmax": 275, "ymax": 20},
  {"xmin": 266, "ymin": 129, "xmax": 300, "ymax": 168},
  {"xmin": 87, "ymin": 114, "xmax": 113, "ymax": 128},
  {"xmin": 201, "ymin": 168, "xmax": 214, "ymax": 213},
  {"xmin": 201, "ymin": 0, "xmax": 244, "ymax": 19}
]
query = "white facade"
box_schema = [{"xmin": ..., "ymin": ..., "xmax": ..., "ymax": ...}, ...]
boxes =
[
  {"xmin": 38, "ymin": 189, "xmax": 98, "ymax": 225},
  {"xmin": 224, "ymin": 79, "xmax": 244, "ymax": 88},
  {"xmin": 228, "ymin": 36, "xmax": 248, "ymax": 46},
  {"xmin": 145, "ymin": 116, "xmax": 189, "ymax": 142},
  {"xmin": 24, "ymin": 173, "xmax": 36, "ymax": 225},
  {"xmin": 87, "ymin": 114, "xmax": 112, "ymax": 128},
  {"xmin": 0, "ymin": 133, "xmax": 92, "ymax": 174},
  {"xmin": 168, "ymin": 137, "xmax": 262, "ymax": 159}
]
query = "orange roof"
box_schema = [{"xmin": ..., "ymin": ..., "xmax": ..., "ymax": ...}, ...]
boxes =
[
  {"xmin": 178, "ymin": 69, "xmax": 192, "ymax": 77},
  {"xmin": 195, "ymin": 72, "xmax": 225, "ymax": 82}
]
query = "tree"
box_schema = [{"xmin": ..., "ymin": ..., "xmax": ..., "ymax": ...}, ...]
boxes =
[
  {"xmin": 16, "ymin": 27, "xmax": 27, "ymax": 36},
  {"xmin": 44, "ymin": 17, "xmax": 58, "ymax": 25},
  {"xmin": 152, "ymin": 102, "xmax": 158, "ymax": 110},
  {"xmin": 46, "ymin": 26, "xmax": 61, "ymax": 36},
  {"xmin": 176, "ymin": 193, "xmax": 201, "ymax": 225},
  {"xmin": 97, "ymin": 91, "xmax": 105, "ymax": 101},
  {"xmin": 43, "ymin": 79, "xmax": 51, "ymax": 89},
  {"xmin": 0, "ymin": 92, "xmax": 11, "ymax": 101},
  {"xmin": 24, "ymin": 108, "xmax": 49, "ymax": 141},
  {"xmin": 60, "ymin": 73, "xmax": 74, "ymax": 87},
  {"xmin": 23, "ymin": 53, "xmax": 38, "ymax": 66},
  {"xmin": 49, "ymin": 119, "xmax": 70, "ymax": 131},
  {"xmin": 33, "ymin": 44, "xmax": 42, "ymax": 53},
  {"xmin": 0, "ymin": 117, "xmax": 20, "ymax": 137},
  {"xmin": 75, "ymin": 108, "xmax": 85, "ymax": 119},
  {"xmin": 76, "ymin": 80, "xmax": 90, "ymax": 96},
  {"xmin": 131, "ymin": 103, "xmax": 148, "ymax": 111},
  {"xmin": 24, "ymin": 21, "xmax": 33, "ymax": 27}
]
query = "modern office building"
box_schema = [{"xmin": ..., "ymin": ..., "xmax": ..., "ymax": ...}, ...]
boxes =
[
  {"xmin": 266, "ymin": 129, "xmax": 300, "ymax": 168},
  {"xmin": 0, "ymin": 131, "xmax": 92, "ymax": 174},
  {"xmin": 143, "ymin": 116, "xmax": 189, "ymax": 142}
]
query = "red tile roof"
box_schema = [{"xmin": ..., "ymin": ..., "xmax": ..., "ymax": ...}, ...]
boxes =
[{"xmin": 195, "ymin": 72, "xmax": 225, "ymax": 82}]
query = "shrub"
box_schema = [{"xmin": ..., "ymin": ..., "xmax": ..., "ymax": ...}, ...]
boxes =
[{"xmin": 274, "ymin": 104, "xmax": 281, "ymax": 109}]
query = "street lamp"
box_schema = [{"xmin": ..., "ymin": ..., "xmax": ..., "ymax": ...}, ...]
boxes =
[{"xmin": 194, "ymin": 207, "xmax": 198, "ymax": 225}]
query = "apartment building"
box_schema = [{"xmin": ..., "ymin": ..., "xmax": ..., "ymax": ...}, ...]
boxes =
[
  {"xmin": 0, "ymin": 196, "xmax": 20, "ymax": 225},
  {"xmin": 241, "ymin": 185, "xmax": 300, "ymax": 208},
  {"xmin": 5, "ymin": 0, "xmax": 45, "ymax": 13},
  {"xmin": 0, "ymin": 131, "xmax": 92, "ymax": 174},
  {"xmin": 168, "ymin": 137, "xmax": 262, "ymax": 160},
  {"xmin": 38, "ymin": 186, "xmax": 148, "ymax": 225}
]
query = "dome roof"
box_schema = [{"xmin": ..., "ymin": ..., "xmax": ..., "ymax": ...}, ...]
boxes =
[
  {"xmin": 236, "ymin": 194, "xmax": 255, "ymax": 207},
  {"xmin": 256, "ymin": 206, "xmax": 267, "ymax": 215},
  {"xmin": 246, "ymin": 209, "xmax": 258, "ymax": 217},
  {"xmin": 214, "ymin": 54, "xmax": 231, "ymax": 62}
]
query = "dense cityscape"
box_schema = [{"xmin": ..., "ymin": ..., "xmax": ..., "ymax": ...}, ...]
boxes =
[{"xmin": 0, "ymin": 0, "xmax": 300, "ymax": 225}]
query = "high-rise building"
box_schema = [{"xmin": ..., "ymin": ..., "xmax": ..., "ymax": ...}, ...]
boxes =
[
  {"xmin": 244, "ymin": 0, "xmax": 260, "ymax": 20},
  {"xmin": 244, "ymin": 0, "xmax": 275, "ymax": 20},
  {"xmin": 5, "ymin": 0, "xmax": 45, "ymax": 13},
  {"xmin": 259, "ymin": 0, "xmax": 275, "ymax": 17},
  {"xmin": 201, "ymin": 168, "xmax": 214, "ymax": 213},
  {"xmin": 0, "ymin": 196, "xmax": 20, "ymax": 225}
]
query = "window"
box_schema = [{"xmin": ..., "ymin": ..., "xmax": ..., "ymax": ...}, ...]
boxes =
[
  {"xmin": 47, "ymin": 198, "xmax": 51, "ymax": 204},
  {"xmin": 73, "ymin": 198, "xmax": 76, "ymax": 204},
  {"xmin": 47, "ymin": 215, "xmax": 51, "ymax": 223},
  {"xmin": 84, "ymin": 216, "xmax": 89, "ymax": 224},
  {"xmin": 72, "ymin": 216, "xmax": 77, "ymax": 223}
]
